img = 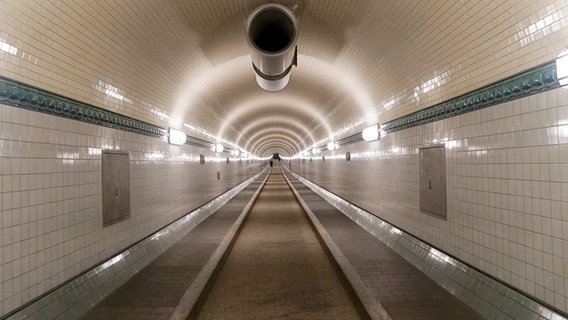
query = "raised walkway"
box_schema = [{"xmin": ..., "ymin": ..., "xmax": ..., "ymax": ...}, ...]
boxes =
[{"xmin": 81, "ymin": 165, "xmax": 484, "ymax": 320}]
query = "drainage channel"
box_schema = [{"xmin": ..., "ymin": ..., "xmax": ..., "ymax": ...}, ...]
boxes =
[{"xmin": 188, "ymin": 164, "xmax": 368, "ymax": 320}]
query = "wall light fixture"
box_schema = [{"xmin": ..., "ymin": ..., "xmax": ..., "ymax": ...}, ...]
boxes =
[
  {"xmin": 168, "ymin": 127, "xmax": 187, "ymax": 145},
  {"xmin": 557, "ymin": 50, "xmax": 568, "ymax": 86},
  {"xmin": 362, "ymin": 124, "xmax": 379, "ymax": 141}
]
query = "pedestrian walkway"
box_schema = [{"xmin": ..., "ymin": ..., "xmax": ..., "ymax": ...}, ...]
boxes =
[
  {"xmin": 284, "ymin": 171, "xmax": 484, "ymax": 320},
  {"xmin": 80, "ymin": 164, "xmax": 486, "ymax": 320},
  {"xmin": 81, "ymin": 172, "xmax": 268, "ymax": 320},
  {"xmin": 194, "ymin": 168, "xmax": 363, "ymax": 319}
]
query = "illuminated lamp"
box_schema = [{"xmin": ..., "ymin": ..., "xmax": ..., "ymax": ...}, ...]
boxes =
[
  {"xmin": 362, "ymin": 124, "xmax": 379, "ymax": 141},
  {"xmin": 557, "ymin": 49, "xmax": 568, "ymax": 86},
  {"xmin": 168, "ymin": 128, "xmax": 186, "ymax": 145}
]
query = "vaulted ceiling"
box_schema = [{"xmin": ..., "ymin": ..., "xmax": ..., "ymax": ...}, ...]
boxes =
[{"xmin": 1, "ymin": 0, "xmax": 562, "ymax": 156}]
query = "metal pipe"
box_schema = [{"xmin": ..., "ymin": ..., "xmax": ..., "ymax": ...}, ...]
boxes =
[{"xmin": 246, "ymin": 3, "xmax": 298, "ymax": 92}]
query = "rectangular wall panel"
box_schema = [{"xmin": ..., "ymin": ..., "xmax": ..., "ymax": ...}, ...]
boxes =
[
  {"xmin": 291, "ymin": 88, "xmax": 568, "ymax": 314},
  {"xmin": 419, "ymin": 145, "xmax": 447, "ymax": 217},
  {"xmin": 102, "ymin": 151, "xmax": 130, "ymax": 226}
]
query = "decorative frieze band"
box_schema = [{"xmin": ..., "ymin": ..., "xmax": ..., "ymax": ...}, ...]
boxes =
[
  {"xmin": 0, "ymin": 76, "xmax": 166, "ymax": 138},
  {"xmin": 0, "ymin": 61, "xmax": 561, "ymax": 147},
  {"xmin": 382, "ymin": 61, "xmax": 560, "ymax": 133}
]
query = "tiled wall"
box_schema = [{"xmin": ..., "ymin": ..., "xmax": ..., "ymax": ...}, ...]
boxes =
[
  {"xmin": 1, "ymin": 0, "xmax": 568, "ymax": 318},
  {"xmin": 0, "ymin": 104, "xmax": 263, "ymax": 317},
  {"xmin": 291, "ymin": 87, "xmax": 568, "ymax": 314},
  {"xmin": 3, "ymin": 1, "xmax": 568, "ymax": 139},
  {"xmin": 0, "ymin": 1, "xmax": 185, "ymax": 127}
]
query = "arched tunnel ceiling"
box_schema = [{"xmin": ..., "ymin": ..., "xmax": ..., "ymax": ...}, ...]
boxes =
[{"xmin": 1, "ymin": 0, "xmax": 561, "ymax": 157}]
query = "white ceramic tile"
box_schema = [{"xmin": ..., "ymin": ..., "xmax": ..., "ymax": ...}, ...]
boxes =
[
  {"xmin": 293, "ymin": 88, "xmax": 568, "ymax": 315},
  {"xmin": 0, "ymin": 106, "xmax": 264, "ymax": 315},
  {"xmin": 1, "ymin": 0, "xmax": 568, "ymax": 317}
]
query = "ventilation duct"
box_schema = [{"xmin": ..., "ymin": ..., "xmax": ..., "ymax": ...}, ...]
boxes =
[{"xmin": 246, "ymin": 3, "xmax": 298, "ymax": 92}]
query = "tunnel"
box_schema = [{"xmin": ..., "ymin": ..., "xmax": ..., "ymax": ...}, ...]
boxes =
[{"xmin": 0, "ymin": 1, "xmax": 567, "ymax": 320}]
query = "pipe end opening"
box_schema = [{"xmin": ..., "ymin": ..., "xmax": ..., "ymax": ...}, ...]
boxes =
[{"xmin": 250, "ymin": 10, "xmax": 295, "ymax": 53}]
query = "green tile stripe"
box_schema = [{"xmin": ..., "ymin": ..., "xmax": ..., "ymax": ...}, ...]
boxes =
[
  {"xmin": 0, "ymin": 61, "xmax": 561, "ymax": 143},
  {"xmin": 383, "ymin": 61, "xmax": 560, "ymax": 133},
  {"xmin": 0, "ymin": 76, "xmax": 165, "ymax": 138}
]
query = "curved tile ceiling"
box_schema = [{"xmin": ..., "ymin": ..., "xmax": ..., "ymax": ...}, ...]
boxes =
[
  {"xmin": 250, "ymin": 134, "xmax": 302, "ymax": 155},
  {"xmin": 244, "ymin": 128, "xmax": 308, "ymax": 152},
  {"xmin": 237, "ymin": 116, "xmax": 316, "ymax": 149},
  {"xmin": 0, "ymin": 0, "xmax": 564, "ymax": 157}
]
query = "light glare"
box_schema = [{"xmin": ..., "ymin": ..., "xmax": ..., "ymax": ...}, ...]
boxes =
[
  {"xmin": 557, "ymin": 50, "xmax": 568, "ymax": 86},
  {"xmin": 362, "ymin": 124, "xmax": 379, "ymax": 141},
  {"xmin": 168, "ymin": 128, "xmax": 186, "ymax": 145}
]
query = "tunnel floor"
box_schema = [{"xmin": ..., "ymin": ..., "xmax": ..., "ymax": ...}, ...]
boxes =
[
  {"xmin": 194, "ymin": 168, "xmax": 362, "ymax": 319},
  {"xmin": 80, "ymin": 173, "xmax": 269, "ymax": 320},
  {"xmin": 284, "ymin": 171, "xmax": 485, "ymax": 320},
  {"xmin": 80, "ymin": 164, "xmax": 485, "ymax": 320}
]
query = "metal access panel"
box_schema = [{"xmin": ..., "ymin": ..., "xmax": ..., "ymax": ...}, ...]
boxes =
[
  {"xmin": 102, "ymin": 150, "xmax": 130, "ymax": 226},
  {"xmin": 419, "ymin": 145, "xmax": 447, "ymax": 217}
]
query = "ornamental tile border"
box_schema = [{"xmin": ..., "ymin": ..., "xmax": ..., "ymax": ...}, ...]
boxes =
[
  {"xmin": 382, "ymin": 61, "xmax": 560, "ymax": 133},
  {"xmin": 0, "ymin": 76, "xmax": 166, "ymax": 138},
  {"xmin": 0, "ymin": 61, "xmax": 561, "ymax": 146},
  {"xmin": 284, "ymin": 167, "xmax": 568, "ymax": 320},
  {"xmin": 2, "ymin": 170, "xmax": 268, "ymax": 320}
]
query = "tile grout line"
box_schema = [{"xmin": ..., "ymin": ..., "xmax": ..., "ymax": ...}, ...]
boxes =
[
  {"xmin": 169, "ymin": 168, "xmax": 271, "ymax": 320},
  {"xmin": 285, "ymin": 168, "xmax": 568, "ymax": 320},
  {"xmin": 282, "ymin": 168, "xmax": 392, "ymax": 320}
]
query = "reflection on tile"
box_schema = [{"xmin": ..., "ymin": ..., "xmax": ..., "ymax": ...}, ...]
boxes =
[
  {"xmin": 285, "ymin": 167, "xmax": 567, "ymax": 320},
  {"xmin": 4, "ymin": 169, "xmax": 266, "ymax": 320},
  {"xmin": 0, "ymin": 104, "xmax": 266, "ymax": 317}
]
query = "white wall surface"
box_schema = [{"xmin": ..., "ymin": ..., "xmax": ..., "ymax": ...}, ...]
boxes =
[
  {"xmin": 0, "ymin": 104, "xmax": 264, "ymax": 316},
  {"xmin": 291, "ymin": 87, "xmax": 568, "ymax": 313}
]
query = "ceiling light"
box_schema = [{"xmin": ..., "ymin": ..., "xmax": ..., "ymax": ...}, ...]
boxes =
[
  {"xmin": 327, "ymin": 142, "xmax": 338, "ymax": 151},
  {"xmin": 213, "ymin": 144, "xmax": 224, "ymax": 153}
]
